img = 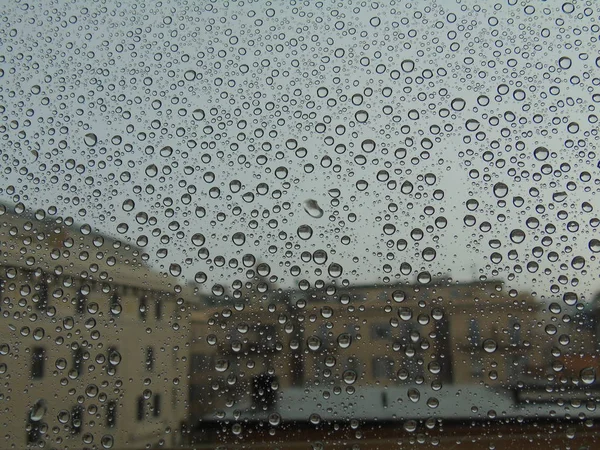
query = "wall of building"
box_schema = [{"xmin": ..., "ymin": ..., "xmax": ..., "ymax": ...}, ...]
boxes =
[{"xmin": 0, "ymin": 207, "xmax": 195, "ymax": 449}]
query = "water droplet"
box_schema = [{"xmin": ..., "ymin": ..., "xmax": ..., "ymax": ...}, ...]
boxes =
[
  {"xmin": 342, "ymin": 370, "xmax": 357, "ymax": 385},
  {"xmin": 533, "ymin": 146, "xmax": 549, "ymax": 161},
  {"xmin": 297, "ymin": 225, "xmax": 313, "ymax": 240},
  {"xmin": 482, "ymin": 339, "xmax": 497, "ymax": 353},
  {"xmin": 268, "ymin": 413, "xmax": 281, "ymax": 426},
  {"xmin": 337, "ymin": 333, "xmax": 352, "ymax": 349},
  {"xmin": 427, "ymin": 397, "xmax": 439, "ymax": 409},
  {"xmin": 558, "ymin": 56, "xmax": 572, "ymax": 69},
  {"xmin": 422, "ymin": 247, "xmax": 436, "ymax": 261},
  {"xmin": 109, "ymin": 350, "xmax": 121, "ymax": 366},
  {"xmin": 580, "ymin": 367, "xmax": 596, "ymax": 385},
  {"xmin": 408, "ymin": 388, "xmax": 420, "ymax": 403},
  {"xmin": 451, "ymin": 98, "xmax": 466, "ymax": 111},
  {"xmin": 392, "ymin": 290, "xmax": 406, "ymax": 303},
  {"xmin": 215, "ymin": 358, "xmax": 229, "ymax": 372},
  {"xmin": 303, "ymin": 199, "xmax": 324, "ymax": 218},
  {"xmin": 192, "ymin": 109, "xmax": 205, "ymax": 121},
  {"xmin": 589, "ymin": 239, "xmax": 600, "ymax": 253},
  {"xmin": 84, "ymin": 133, "xmax": 97, "ymax": 147},
  {"xmin": 493, "ymin": 182, "xmax": 508, "ymax": 198},
  {"xmin": 401, "ymin": 59, "xmax": 415, "ymax": 72},
  {"xmin": 361, "ymin": 139, "xmax": 376, "ymax": 153},
  {"xmin": 321, "ymin": 306, "xmax": 333, "ymax": 319},
  {"xmin": 328, "ymin": 263, "xmax": 343, "ymax": 278},
  {"xmin": 510, "ymin": 229, "xmax": 526, "ymax": 244},
  {"xmin": 404, "ymin": 419, "xmax": 417, "ymax": 432},
  {"xmin": 101, "ymin": 434, "xmax": 114, "ymax": 449},
  {"xmin": 169, "ymin": 263, "xmax": 182, "ymax": 277},
  {"xmin": 30, "ymin": 399, "xmax": 47, "ymax": 421},
  {"xmin": 355, "ymin": 110, "xmax": 369, "ymax": 123},
  {"xmin": 307, "ymin": 336, "xmax": 322, "ymax": 351},
  {"xmin": 232, "ymin": 232, "xmax": 246, "ymax": 246}
]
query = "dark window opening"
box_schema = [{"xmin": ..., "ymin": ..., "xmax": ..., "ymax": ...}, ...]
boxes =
[
  {"xmin": 139, "ymin": 296, "xmax": 148, "ymax": 320},
  {"xmin": 107, "ymin": 346, "xmax": 118, "ymax": 375},
  {"xmin": 26, "ymin": 414, "xmax": 41, "ymax": 444},
  {"xmin": 252, "ymin": 373, "xmax": 277, "ymax": 410},
  {"xmin": 191, "ymin": 354, "xmax": 211, "ymax": 372},
  {"xmin": 36, "ymin": 274, "xmax": 49, "ymax": 311},
  {"xmin": 73, "ymin": 348, "xmax": 84, "ymax": 377},
  {"xmin": 155, "ymin": 298, "xmax": 163, "ymax": 320},
  {"xmin": 71, "ymin": 405, "xmax": 83, "ymax": 434},
  {"xmin": 153, "ymin": 394, "xmax": 161, "ymax": 417},
  {"xmin": 136, "ymin": 396, "xmax": 144, "ymax": 422},
  {"xmin": 109, "ymin": 293, "xmax": 121, "ymax": 316},
  {"xmin": 75, "ymin": 288, "xmax": 86, "ymax": 315},
  {"xmin": 31, "ymin": 347, "xmax": 45, "ymax": 379},
  {"xmin": 372, "ymin": 323, "xmax": 391, "ymax": 339},
  {"xmin": 469, "ymin": 318, "xmax": 481, "ymax": 346},
  {"xmin": 146, "ymin": 346, "xmax": 154, "ymax": 371},
  {"xmin": 106, "ymin": 400, "xmax": 117, "ymax": 428}
]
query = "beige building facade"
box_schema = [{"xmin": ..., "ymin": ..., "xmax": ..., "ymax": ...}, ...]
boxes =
[
  {"xmin": 0, "ymin": 203, "xmax": 196, "ymax": 449},
  {"xmin": 188, "ymin": 278, "xmax": 545, "ymax": 426}
]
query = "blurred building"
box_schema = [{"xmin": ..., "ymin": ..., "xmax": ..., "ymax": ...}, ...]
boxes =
[
  {"xmin": 0, "ymin": 202, "xmax": 197, "ymax": 449},
  {"xmin": 188, "ymin": 277, "xmax": 544, "ymax": 427}
]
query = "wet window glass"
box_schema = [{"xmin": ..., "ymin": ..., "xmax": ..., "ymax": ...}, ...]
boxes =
[{"xmin": 1, "ymin": 1, "xmax": 599, "ymax": 449}]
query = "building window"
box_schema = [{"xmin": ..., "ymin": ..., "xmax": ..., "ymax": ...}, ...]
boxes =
[
  {"xmin": 153, "ymin": 394, "xmax": 161, "ymax": 417},
  {"xmin": 172, "ymin": 387, "xmax": 177, "ymax": 410},
  {"xmin": 146, "ymin": 346, "xmax": 154, "ymax": 371},
  {"xmin": 109, "ymin": 293, "xmax": 121, "ymax": 316},
  {"xmin": 136, "ymin": 396, "xmax": 144, "ymax": 421},
  {"xmin": 75, "ymin": 287, "xmax": 86, "ymax": 315},
  {"xmin": 139, "ymin": 296, "xmax": 148, "ymax": 320},
  {"xmin": 26, "ymin": 412, "xmax": 41, "ymax": 444},
  {"xmin": 371, "ymin": 323, "xmax": 391, "ymax": 339},
  {"xmin": 106, "ymin": 400, "xmax": 117, "ymax": 428},
  {"xmin": 372, "ymin": 356, "xmax": 395, "ymax": 379},
  {"xmin": 155, "ymin": 298, "xmax": 163, "ymax": 320},
  {"xmin": 252, "ymin": 373, "xmax": 277, "ymax": 410},
  {"xmin": 191, "ymin": 354, "xmax": 211, "ymax": 372},
  {"xmin": 107, "ymin": 346, "xmax": 119, "ymax": 375},
  {"xmin": 73, "ymin": 348, "xmax": 84, "ymax": 377},
  {"xmin": 509, "ymin": 318, "xmax": 521, "ymax": 346},
  {"xmin": 469, "ymin": 318, "xmax": 481, "ymax": 347},
  {"xmin": 71, "ymin": 405, "xmax": 83, "ymax": 434},
  {"xmin": 36, "ymin": 274, "xmax": 49, "ymax": 311},
  {"xmin": 31, "ymin": 347, "xmax": 45, "ymax": 379}
]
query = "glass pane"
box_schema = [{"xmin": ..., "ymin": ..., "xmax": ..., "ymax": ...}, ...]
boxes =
[{"xmin": 0, "ymin": 1, "xmax": 599, "ymax": 448}]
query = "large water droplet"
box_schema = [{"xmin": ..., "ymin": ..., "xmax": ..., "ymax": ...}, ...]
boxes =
[
  {"xmin": 30, "ymin": 399, "xmax": 47, "ymax": 422},
  {"xmin": 84, "ymin": 133, "xmax": 97, "ymax": 147},
  {"xmin": 307, "ymin": 336, "xmax": 322, "ymax": 351},
  {"xmin": 493, "ymin": 182, "xmax": 508, "ymax": 198},
  {"xmin": 483, "ymin": 339, "xmax": 497, "ymax": 353},
  {"xmin": 297, "ymin": 225, "xmax": 313, "ymax": 240},
  {"xmin": 533, "ymin": 146, "xmax": 549, "ymax": 161},
  {"xmin": 408, "ymin": 388, "xmax": 420, "ymax": 403},
  {"xmin": 580, "ymin": 367, "xmax": 596, "ymax": 385},
  {"xmin": 342, "ymin": 370, "xmax": 357, "ymax": 385},
  {"xmin": 337, "ymin": 333, "xmax": 352, "ymax": 349},
  {"xmin": 303, "ymin": 199, "xmax": 324, "ymax": 218}
]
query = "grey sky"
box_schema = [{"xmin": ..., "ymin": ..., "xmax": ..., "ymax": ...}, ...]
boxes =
[{"xmin": 1, "ymin": 0, "xmax": 598, "ymax": 303}]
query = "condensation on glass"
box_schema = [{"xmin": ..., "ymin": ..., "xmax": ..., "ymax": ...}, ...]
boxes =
[{"xmin": 0, "ymin": 0, "xmax": 599, "ymax": 448}]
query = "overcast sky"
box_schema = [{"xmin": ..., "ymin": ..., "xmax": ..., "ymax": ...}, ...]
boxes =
[{"xmin": 1, "ymin": 0, "xmax": 599, "ymax": 303}]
